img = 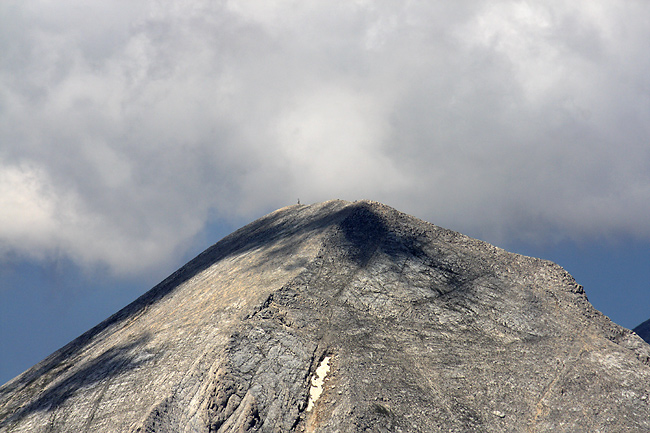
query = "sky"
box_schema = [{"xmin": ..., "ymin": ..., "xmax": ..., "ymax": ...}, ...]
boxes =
[{"xmin": 1, "ymin": 0, "xmax": 649, "ymax": 385}]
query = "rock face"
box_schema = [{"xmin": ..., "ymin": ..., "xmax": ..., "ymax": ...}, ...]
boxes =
[
  {"xmin": 2, "ymin": 199, "xmax": 650, "ymax": 432},
  {"xmin": 634, "ymin": 319, "xmax": 650, "ymax": 344}
]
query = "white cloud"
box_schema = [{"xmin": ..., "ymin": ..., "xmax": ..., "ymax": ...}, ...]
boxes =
[
  {"xmin": 0, "ymin": 163, "xmax": 59, "ymax": 250},
  {"xmin": 275, "ymin": 85, "xmax": 408, "ymax": 197},
  {"xmin": 1, "ymin": 0, "xmax": 649, "ymax": 274},
  {"xmin": 0, "ymin": 159, "xmax": 203, "ymax": 274}
]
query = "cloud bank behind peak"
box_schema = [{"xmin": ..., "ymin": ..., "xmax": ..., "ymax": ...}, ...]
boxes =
[{"xmin": 1, "ymin": 0, "xmax": 649, "ymax": 274}]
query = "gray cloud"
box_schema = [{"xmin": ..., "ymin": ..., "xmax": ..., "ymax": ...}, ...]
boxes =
[{"xmin": 1, "ymin": 0, "xmax": 649, "ymax": 274}]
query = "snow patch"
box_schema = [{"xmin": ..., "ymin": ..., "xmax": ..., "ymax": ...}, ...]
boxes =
[{"xmin": 306, "ymin": 356, "xmax": 330, "ymax": 412}]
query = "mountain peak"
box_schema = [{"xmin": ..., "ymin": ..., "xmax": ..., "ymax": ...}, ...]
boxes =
[{"xmin": 2, "ymin": 200, "xmax": 650, "ymax": 432}]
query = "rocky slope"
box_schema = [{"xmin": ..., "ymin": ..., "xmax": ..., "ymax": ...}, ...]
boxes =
[{"xmin": 1, "ymin": 200, "xmax": 650, "ymax": 432}]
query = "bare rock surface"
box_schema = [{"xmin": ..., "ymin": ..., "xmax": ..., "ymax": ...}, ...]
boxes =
[{"xmin": 2, "ymin": 199, "xmax": 650, "ymax": 432}]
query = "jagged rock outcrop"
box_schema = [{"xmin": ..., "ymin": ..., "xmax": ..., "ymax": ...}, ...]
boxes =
[
  {"xmin": 634, "ymin": 319, "xmax": 650, "ymax": 344},
  {"xmin": 1, "ymin": 199, "xmax": 650, "ymax": 432}
]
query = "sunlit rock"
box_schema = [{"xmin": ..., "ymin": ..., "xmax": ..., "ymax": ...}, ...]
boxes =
[{"xmin": 1, "ymin": 200, "xmax": 649, "ymax": 432}]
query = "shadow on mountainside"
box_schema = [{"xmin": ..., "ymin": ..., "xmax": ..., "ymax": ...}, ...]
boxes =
[
  {"xmin": 0, "ymin": 202, "xmax": 346, "ymax": 400},
  {"xmin": 0, "ymin": 334, "xmax": 155, "ymax": 427},
  {"xmin": 0, "ymin": 200, "xmax": 428, "ymax": 405}
]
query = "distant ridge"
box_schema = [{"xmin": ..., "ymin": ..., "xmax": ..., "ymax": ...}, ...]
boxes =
[
  {"xmin": 1, "ymin": 200, "xmax": 650, "ymax": 432},
  {"xmin": 634, "ymin": 318, "xmax": 650, "ymax": 344}
]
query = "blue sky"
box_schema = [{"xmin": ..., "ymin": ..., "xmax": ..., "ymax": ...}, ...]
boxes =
[{"xmin": 1, "ymin": 0, "xmax": 649, "ymax": 385}]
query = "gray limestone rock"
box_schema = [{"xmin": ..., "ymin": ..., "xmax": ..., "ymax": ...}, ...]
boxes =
[{"xmin": 2, "ymin": 199, "xmax": 650, "ymax": 432}]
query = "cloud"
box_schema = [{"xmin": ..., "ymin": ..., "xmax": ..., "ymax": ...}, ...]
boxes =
[
  {"xmin": 1, "ymin": 0, "xmax": 649, "ymax": 274},
  {"xmin": 0, "ymin": 162, "xmax": 60, "ymax": 251}
]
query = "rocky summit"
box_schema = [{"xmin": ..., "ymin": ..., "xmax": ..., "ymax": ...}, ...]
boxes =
[{"xmin": 1, "ymin": 200, "xmax": 650, "ymax": 432}]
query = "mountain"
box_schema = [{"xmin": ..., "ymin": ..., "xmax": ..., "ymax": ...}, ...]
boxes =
[
  {"xmin": 634, "ymin": 319, "xmax": 650, "ymax": 344},
  {"xmin": 1, "ymin": 200, "xmax": 650, "ymax": 432}
]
